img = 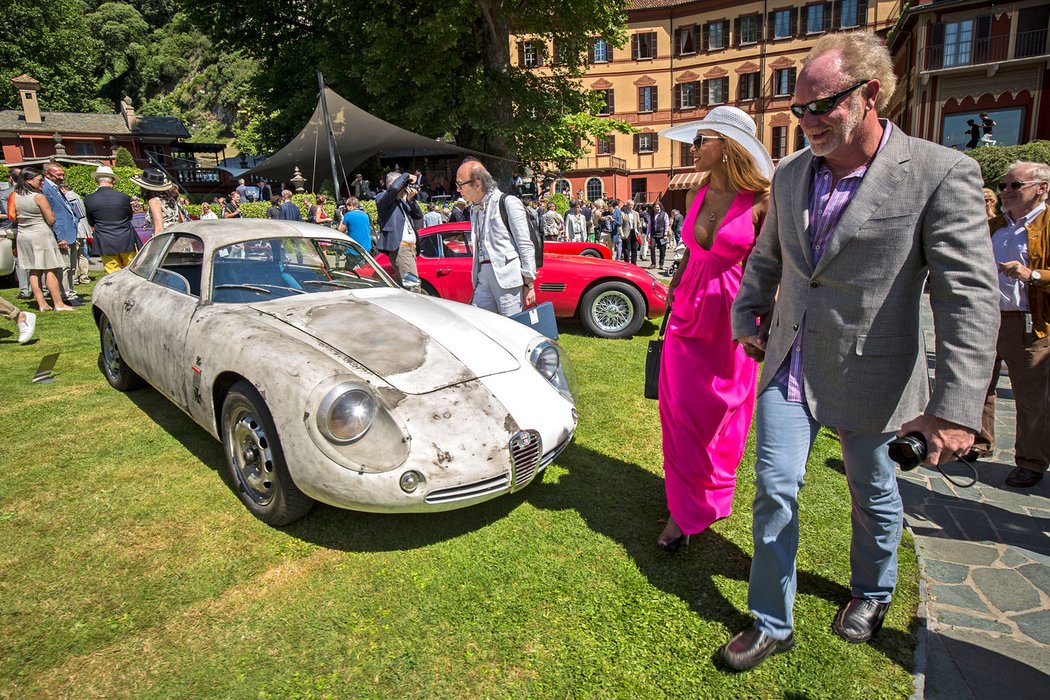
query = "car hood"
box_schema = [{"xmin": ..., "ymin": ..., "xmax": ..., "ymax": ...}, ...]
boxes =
[{"xmin": 250, "ymin": 289, "xmax": 521, "ymax": 395}]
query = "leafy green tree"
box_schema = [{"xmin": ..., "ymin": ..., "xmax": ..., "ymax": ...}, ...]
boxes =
[
  {"xmin": 966, "ymin": 141, "xmax": 1050, "ymax": 190},
  {"xmin": 178, "ymin": 0, "xmax": 633, "ymax": 171},
  {"xmin": 86, "ymin": 2, "xmax": 150, "ymax": 103},
  {"xmin": 0, "ymin": 0, "xmax": 105, "ymax": 112},
  {"xmin": 114, "ymin": 147, "xmax": 137, "ymax": 168}
]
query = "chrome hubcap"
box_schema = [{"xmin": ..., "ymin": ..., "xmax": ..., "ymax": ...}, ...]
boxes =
[
  {"xmin": 102, "ymin": 323, "xmax": 122, "ymax": 376},
  {"xmin": 592, "ymin": 290, "xmax": 632, "ymax": 333},
  {"xmin": 229, "ymin": 409, "xmax": 275, "ymax": 505}
]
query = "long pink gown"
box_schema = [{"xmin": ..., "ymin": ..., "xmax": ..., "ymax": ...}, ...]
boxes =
[{"xmin": 658, "ymin": 185, "xmax": 759, "ymax": 535}]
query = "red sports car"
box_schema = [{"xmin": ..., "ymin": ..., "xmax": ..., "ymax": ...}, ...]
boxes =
[
  {"xmin": 546, "ymin": 240, "xmax": 612, "ymax": 259},
  {"xmin": 376, "ymin": 222, "xmax": 667, "ymax": 339}
]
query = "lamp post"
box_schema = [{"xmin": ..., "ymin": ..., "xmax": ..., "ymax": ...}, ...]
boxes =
[{"xmin": 290, "ymin": 166, "xmax": 306, "ymax": 194}]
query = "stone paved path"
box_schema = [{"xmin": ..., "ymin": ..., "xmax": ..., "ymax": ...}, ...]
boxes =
[{"xmin": 906, "ymin": 296, "xmax": 1050, "ymax": 699}]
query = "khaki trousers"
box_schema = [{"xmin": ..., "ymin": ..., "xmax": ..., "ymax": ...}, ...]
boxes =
[{"xmin": 976, "ymin": 311, "xmax": 1050, "ymax": 472}]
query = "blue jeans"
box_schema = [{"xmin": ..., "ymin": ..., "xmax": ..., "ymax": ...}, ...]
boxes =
[
  {"xmin": 748, "ymin": 381, "xmax": 903, "ymax": 639},
  {"xmin": 611, "ymin": 235, "xmax": 622, "ymax": 260}
]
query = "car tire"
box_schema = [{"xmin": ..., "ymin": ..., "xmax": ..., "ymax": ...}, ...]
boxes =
[
  {"xmin": 420, "ymin": 280, "xmax": 440, "ymax": 297},
  {"xmin": 221, "ymin": 380, "xmax": 314, "ymax": 526},
  {"xmin": 98, "ymin": 313, "xmax": 145, "ymax": 391},
  {"xmin": 580, "ymin": 249, "xmax": 602, "ymax": 258},
  {"xmin": 579, "ymin": 281, "xmax": 646, "ymax": 339}
]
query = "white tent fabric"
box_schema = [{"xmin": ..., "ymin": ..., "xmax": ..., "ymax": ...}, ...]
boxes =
[{"xmin": 244, "ymin": 87, "xmax": 486, "ymax": 182}]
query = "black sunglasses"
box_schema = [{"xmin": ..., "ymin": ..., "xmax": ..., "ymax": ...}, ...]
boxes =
[
  {"xmin": 997, "ymin": 180, "xmax": 1044, "ymax": 191},
  {"xmin": 789, "ymin": 80, "xmax": 870, "ymax": 118},
  {"xmin": 692, "ymin": 134, "xmax": 725, "ymax": 149}
]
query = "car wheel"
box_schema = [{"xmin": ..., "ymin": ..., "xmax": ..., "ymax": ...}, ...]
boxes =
[
  {"xmin": 580, "ymin": 281, "xmax": 646, "ymax": 339},
  {"xmin": 420, "ymin": 280, "xmax": 440, "ymax": 297},
  {"xmin": 221, "ymin": 380, "xmax": 314, "ymax": 526},
  {"xmin": 580, "ymin": 249, "xmax": 602, "ymax": 258},
  {"xmin": 99, "ymin": 313, "xmax": 145, "ymax": 391}
]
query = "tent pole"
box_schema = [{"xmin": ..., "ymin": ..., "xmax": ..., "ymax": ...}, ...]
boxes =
[{"xmin": 318, "ymin": 71, "xmax": 342, "ymax": 203}]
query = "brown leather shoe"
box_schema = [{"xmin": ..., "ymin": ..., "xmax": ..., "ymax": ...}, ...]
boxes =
[
  {"xmin": 832, "ymin": 598, "xmax": 889, "ymax": 643},
  {"xmin": 719, "ymin": 626, "xmax": 794, "ymax": 671},
  {"xmin": 1006, "ymin": 467, "xmax": 1044, "ymax": 488}
]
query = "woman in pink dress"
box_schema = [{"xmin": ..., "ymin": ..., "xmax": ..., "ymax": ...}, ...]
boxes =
[{"xmin": 656, "ymin": 107, "xmax": 774, "ymax": 551}]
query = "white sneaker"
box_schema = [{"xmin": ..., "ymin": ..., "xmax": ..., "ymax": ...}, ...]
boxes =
[{"xmin": 17, "ymin": 312, "xmax": 36, "ymax": 344}]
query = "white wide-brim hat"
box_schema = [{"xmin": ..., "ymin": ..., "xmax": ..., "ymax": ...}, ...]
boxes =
[
  {"xmin": 92, "ymin": 165, "xmax": 119, "ymax": 182},
  {"xmin": 659, "ymin": 106, "xmax": 774, "ymax": 179}
]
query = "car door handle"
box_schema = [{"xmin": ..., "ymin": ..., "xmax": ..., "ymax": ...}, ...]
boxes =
[
  {"xmin": 123, "ymin": 299, "xmax": 135, "ymax": 311},
  {"xmin": 437, "ymin": 268, "xmax": 451, "ymax": 277}
]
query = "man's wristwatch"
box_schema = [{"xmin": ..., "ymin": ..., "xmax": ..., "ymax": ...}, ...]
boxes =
[{"xmin": 1032, "ymin": 269, "xmax": 1043, "ymax": 283}]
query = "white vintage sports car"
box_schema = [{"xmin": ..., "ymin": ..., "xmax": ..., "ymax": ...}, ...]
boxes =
[{"xmin": 92, "ymin": 220, "xmax": 577, "ymax": 526}]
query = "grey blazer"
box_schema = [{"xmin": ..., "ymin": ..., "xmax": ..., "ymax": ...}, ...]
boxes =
[{"xmin": 731, "ymin": 126, "xmax": 999, "ymax": 433}]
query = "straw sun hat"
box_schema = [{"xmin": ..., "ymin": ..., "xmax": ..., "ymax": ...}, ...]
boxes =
[
  {"xmin": 129, "ymin": 168, "xmax": 176, "ymax": 191},
  {"xmin": 659, "ymin": 106, "xmax": 774, "ymax": 179}
]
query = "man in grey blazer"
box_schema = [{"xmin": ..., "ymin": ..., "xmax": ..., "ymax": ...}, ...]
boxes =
[
  {"xmin": 455, "ymin": 158, "xmax": 536, "ymax": 316},
  {"xmin": 720, "ymin": 32, "xmax": 999, "ymax": 671}
]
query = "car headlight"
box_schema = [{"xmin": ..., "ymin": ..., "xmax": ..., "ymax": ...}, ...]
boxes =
[
  {"xmin": 317, "ymin": 382, "xmax": 377, "ymax": 444},
  {"xmin": 528, "ymin": 339, "xmax": 576, "ymax": 403}
]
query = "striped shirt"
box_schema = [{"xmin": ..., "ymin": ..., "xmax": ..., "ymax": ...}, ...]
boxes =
[{"xmin": 774, "ymin": 120, "xmax": 893, "ymax": 402}]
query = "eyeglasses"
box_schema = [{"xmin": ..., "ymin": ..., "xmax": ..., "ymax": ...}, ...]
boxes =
[
  {"xmin": 997, "ymin": 180, "xmax": 1045, "ymax": 191},
  {"xmin": 455, "ymin": 179, "xmax": 475, "ymax": 188},
  {"xmin": 692, "ymin": 134, "xmax": 725, "ymax": 149},
  {"xmin": 789, "ymin": 80, "xmax": 870, "ymax": 118}
]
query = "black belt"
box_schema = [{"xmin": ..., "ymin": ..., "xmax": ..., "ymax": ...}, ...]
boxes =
[{"xmin": 480, "ymin": 259, "xmax": 491, "ymax": 265}]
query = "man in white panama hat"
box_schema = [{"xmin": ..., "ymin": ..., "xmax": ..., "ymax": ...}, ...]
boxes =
[{"xmin": 85, "ymin": 165, "xmax": 140, "ymax": 274}]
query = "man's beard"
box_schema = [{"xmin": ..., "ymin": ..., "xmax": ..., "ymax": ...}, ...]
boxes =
[{"xmin": 806, "ymin": 94, "xmax": 865, "ymax": 157}]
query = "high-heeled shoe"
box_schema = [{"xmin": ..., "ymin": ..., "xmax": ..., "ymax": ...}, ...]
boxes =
[{"xmin": 657, "ymin": 533, "xmax": 690, "ymax": 552}]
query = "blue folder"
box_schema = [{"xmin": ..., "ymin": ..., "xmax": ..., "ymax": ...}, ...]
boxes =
[{"xmin": 510, "ymin": 301, "xmax": 558, "ymax": 339}]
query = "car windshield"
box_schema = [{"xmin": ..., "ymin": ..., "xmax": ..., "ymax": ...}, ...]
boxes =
[{"xmin": 211, "ymin": 237, "xmax": 395, "ymax": 303}]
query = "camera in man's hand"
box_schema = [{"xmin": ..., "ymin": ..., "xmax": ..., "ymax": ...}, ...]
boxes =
[{"xmin": 888, "ymin": 432, "xmax": 927, "ymax": 471}]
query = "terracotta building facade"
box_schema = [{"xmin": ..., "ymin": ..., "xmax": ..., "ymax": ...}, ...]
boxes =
[
  {"xmin": 514, "ymin": 0, "xmax": 901, "ymax": 208},
  {"xmin": 513, "ymin": 0, "xmax": 1048, "ymax": 210},
  {"xmin": 886, "ymin": 0, "xmax": 1049, "ymax": 152}
]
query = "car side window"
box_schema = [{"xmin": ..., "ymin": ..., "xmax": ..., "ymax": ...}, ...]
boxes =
[
  {"xmin": 127, "ymin": 234, "xmax": 172, "ymax": 279},
  {"xmin": 153, "ymin": 234, "xmax": 204, "ymax": 296},
  {"xmin": 442, "ymin": 232, "xmax": 472, "ymax": 258},
  {"xmin": 416, "ymin": 234, "xmax": 442, "ymax": 259}
]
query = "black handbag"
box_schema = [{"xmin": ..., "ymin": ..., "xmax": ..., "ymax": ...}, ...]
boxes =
[{"xmin": 644, "ymin": 307, "xmax": 671, "ymax": 400}]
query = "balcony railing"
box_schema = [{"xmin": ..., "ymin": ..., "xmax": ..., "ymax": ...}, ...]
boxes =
[
  {"xmin": 571, "ymin": 155, "xmax": 628, "ymax": 172},
  {"xmin": 922, "ymin": 28, "xmax": 1048, "ymax": 71}
]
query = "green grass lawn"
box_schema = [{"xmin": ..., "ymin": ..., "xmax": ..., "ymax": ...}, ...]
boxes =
[{"xmin": 0, "ymin": 283, "xmax": 918, "ymax": 699}]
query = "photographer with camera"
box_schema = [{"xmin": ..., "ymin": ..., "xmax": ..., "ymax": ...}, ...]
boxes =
[
  {"xmin": 722, "ymin": 32, "xmax": 999, "ymax": 671},
  {"xmin": 376, "ymin": 171, "xmax": 424, "ymax": 286}
]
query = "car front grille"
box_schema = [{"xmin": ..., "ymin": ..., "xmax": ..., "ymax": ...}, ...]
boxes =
[
  {"xmin": 424, "ymin": 473, "xmax": 510, "ymax": 504},
  {"xmin": 510, "ymin": 430, "xmax": 542, "ymax": 490}
]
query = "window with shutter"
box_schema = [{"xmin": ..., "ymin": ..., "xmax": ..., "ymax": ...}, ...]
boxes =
[
  {"xmin": 638, "ymin": 86, "xmax": 657, "ymax": 113},
  {"xmin": 740, "ymin": 14, "xmax": 760, "ymax": 44},
  {"xmin": 701, "ymin": 79, "xmax": 710, "ymax": 106},
  {"xmin": 681, "ymin": 143, "xmax": 694, "ymax": 167},
  {"xmin": 595, "ymin": 89, "xmax": 614, "ymax": 115},
  {"xmin": 708, "ymin": 21, "xmax": 725, "ymax": 50},
  {"xmin": 774, "ymin": 9, "xmax": 794, "ymax": 38},
  {"xmin": 592, "ymin": 37, "xmax": 609, "ymax": 63},
  {"xmin": 634, "ymin": 32, "xmax": 657, "ymax": 60},
  {"xmin": 678, "ymin": 26, "xmax": 697, "ymax": 55},
  {"xmin": 772, "ymin": 126, "xmax": 788, "ymax": 159},
  {"xmin": 774, "ymin": 67, "xmax": 796, "ymax": 96},
  {"xmin": 739, "ymin": 73, "xmax": 760, "ymax": 101},
  {"xmin": 839, "ymin": 0, "xmax": 859, "ymax": 28},
  {"xmin": 637, "ymin": 134, "xmax": 654, "ymax": 154},
  {"xmin": 709, "ymin": 77, "xmax": 728, "ymax": 106},
  {"xmin": 806, "ymin": 5, "xmax": 824, "ymax": 34}
]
